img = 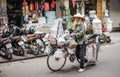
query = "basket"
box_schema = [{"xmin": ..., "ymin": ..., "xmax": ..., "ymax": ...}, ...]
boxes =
[{"xmin": 48, "ymin": 36, "xmax": 57, "ymax": 45}]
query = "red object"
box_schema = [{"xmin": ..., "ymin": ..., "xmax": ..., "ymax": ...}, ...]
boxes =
[
  {"xmin": 72, "ymin": 0, "xmax": 76, "ymax": 8},
  {"xmin": 102, "ymin": 27, "xmax": 108, "ymax": 32},
  {"xmin": 44, "ymin": 2, "xmax": 49, "ymax": 11},
  {"xmin": 30, "ymin": 2, "xmax": 34, "ymax": 12},
  {"xmin": 35, "ymin": 1, "xmax": 39, "ymax": 11},
  {"xmin": 4, "ymin": 39, "xmax": 11, "ymax": 44},
  {"xmin": 51, "ymin": 0, "xmax": 56, "ymax": 9},
  {"xmin": 108, "ymin": 0, "xmax": 111, "ymax": 7},
  {"xmin": 22, "ymin": 1, "xmax": 28, "ymax": 6}
]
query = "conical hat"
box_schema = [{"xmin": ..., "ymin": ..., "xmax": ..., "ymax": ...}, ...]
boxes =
[{"xmin": 73, "ymin": 13, "xmax": 84, "ymax": 19}]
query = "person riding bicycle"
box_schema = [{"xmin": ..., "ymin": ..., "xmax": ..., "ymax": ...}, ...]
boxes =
[{"xmin": 71, "ymin": 13, "xmax": 87, "ymax": 72}]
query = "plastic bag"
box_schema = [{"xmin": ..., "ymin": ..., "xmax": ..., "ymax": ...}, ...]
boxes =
[
  {"xmin": 44, "ymin": 45, "xmax": 52, "ymax": 54},
  {"xmin": 67, "ymin": 47, "xmax": 75, "ymax": 54},
  {"xmin": 86, "ymin": 44, "xmax": 97, "ymax": 62},
  {"xmin": 68, "ymin": 40, "xmax": 77, "ymax": 49},
  {"xmin": 48, "ymin": 35, "xmax": 57, "ymax": 45},
  {"xmin": 54, "ymin": 49, "xmax": 64, "ymax": 59}
]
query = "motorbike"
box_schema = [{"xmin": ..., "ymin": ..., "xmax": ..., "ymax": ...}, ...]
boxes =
[
  {"xmin": 10, "ymin": 36, "xmax": 25, "ymax": 56},
  {"xmin": 21, "ymin": 33, "xmax": 46, "ymax": 55},
  {"xmin": 98, "ymin": 31, "xmax": 111, "ymax": 43},
  {"xmin": 0, "ymin": 37, "xmax": 13, "ymax": 60},
  {"xmin": 35, "ymin": 32, "xmax": 46, "ymax": 53},
  {"xmin": 0, "ymin": 29, "xmax": 13, "ymax": 60}
]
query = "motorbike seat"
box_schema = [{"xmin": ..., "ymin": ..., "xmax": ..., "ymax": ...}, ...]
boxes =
[
  {"xmin": 1, "ymin": 38, "xmax": 9, "ymax": 42},
  {"xmin": 27, "ymin": 34, "xmax": 35, "ymax": 38},
  {"xmin": 10, "ymin": 36, "xmax": 21, "ymax": 42}
]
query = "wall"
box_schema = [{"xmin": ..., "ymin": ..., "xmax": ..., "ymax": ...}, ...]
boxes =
[{"xmin": 111, "ymin": 0, "xmax": 120, "ymax": 27}]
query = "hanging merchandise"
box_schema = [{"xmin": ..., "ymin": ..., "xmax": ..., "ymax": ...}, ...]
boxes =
[
  {"xmin": 0, "ymin": 16, "xmax": 8, "ymax": 25},
  {"xmin": 23, "ymin": 1, "xmax": 28, "ymax": 6},
  {"xmin": 51, "ymin": 0, "xmax": 56, "ymax": 9},
  {"xmin": 44, "ymin": 2, "xmax": 49, "ymax": 11},
  {"xmin": 35, "ymin": 1, "xmax": 39, "ymax": 11},
  {"xmin": 22, "ymin": 1, "xmax": 28, "ymax": 16},
  {"xmin": 72, "ymin": 0, "xmax": 76, "ymax": 8},
  {"xmin": 63, "ymin": 0, "xmax": 69, "ymax": 9},
  {"xmin": 30, "ymin": 2, "xmax": 34, "ymax": 12}
]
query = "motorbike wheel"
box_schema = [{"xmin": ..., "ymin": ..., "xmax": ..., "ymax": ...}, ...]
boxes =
[
  {"xmin": 0, "ymin": 47, "xmax": 12, "ymax": 60},
  {"xmin": 99, "ymin": 37, "xmax": 105, "ymax": 43},
  {"xmin": 18, "ymin": 46, "xmax": 25, "ymax": 56},
  {"xmin": 33, "ymin": 44, "xmax": 40, "ymax": 55},
  {"xmin": 0, "ymin": 47, "xmax": 6, "ymax": 56},
  {"xmin": 39, "ymin": 39, "xmax": 46, "ymax": 53},
  {"xmin": 106, "ymin": 37, "xmax": 111, "ymax": 43},
  {"xmin": 47, "ymin": 49, "xmax": 67, "ymax": 71},
  {"xmin": 5, "ymin": 49, "xmax": 12, "ymax": 60}
]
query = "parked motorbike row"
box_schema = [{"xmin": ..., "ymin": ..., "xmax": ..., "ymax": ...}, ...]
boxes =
[{"xmin": 0, "ymin": 25, "xmax": 46, "ymax": 60}]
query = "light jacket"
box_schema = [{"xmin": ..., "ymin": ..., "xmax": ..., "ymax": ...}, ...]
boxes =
[{"xmin": 73, "ymin": 22, "xmax": 86, "ymax": 44}]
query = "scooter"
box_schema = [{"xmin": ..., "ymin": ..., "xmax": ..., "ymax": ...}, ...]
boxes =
[
  {"xmin": 10, "ymin": 36, "xmax": 25, "ymax": 56},
  {"xmin": 0, "ymin": 37, "xmax": 13, "ymax": 60},
  {"xmin": 35, "ymin": 32, "xmax": 46, "ymax": 53},
  {"xmin": 21, "ymin": 26, "xmax": 46, "ymax": 55},
  {"xmin": 21, "ymin": 34, "xmax": 41, "ymax": 55},
  {"xmin": 98, "ymin": 31, "xmax": 111, "ymax": 43}
]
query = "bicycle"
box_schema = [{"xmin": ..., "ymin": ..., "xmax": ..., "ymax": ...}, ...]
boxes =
[{"xmin": 47, "ymin": 34, "xmax": 99, "ymax": 71}]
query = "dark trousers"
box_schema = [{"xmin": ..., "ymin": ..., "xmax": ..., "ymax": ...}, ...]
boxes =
[{"xmin": 76, "ymin": 43, "xmax": 87, "ymax": 69}]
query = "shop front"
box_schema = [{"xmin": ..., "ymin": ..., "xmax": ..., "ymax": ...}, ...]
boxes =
[
  {"xmin": 6, "ymin": 0, "xmax": 58, "ymax": 27},
  {"xmin": 2, "ymin": 0, "xmax": 112, "ymax": 28},
  {"xmin": 0, "ymin": 0, "xmax": 7, "ymax": 31}
]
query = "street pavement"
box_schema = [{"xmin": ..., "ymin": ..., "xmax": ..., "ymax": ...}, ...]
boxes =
[
  {"xmin": 111, "ymin": 32, "xmax": 120, "ymax": 43},
  {"xmin": 0, "ymin": 42, "xmax": 120, "ymax": 77}
]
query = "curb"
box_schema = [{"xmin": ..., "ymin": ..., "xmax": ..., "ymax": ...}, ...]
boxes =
[{"xmin": 0, "ymin": 53, "xmax": 48, "ymax": 64}]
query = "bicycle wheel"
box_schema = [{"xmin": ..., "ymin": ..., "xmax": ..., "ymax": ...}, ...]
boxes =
[{"xmin": 47, "ymin": 50, "xmax": 67, "ymax": 71}]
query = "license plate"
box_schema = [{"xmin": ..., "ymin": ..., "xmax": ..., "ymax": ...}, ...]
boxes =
[
  {"xmin": 6, "ymin": 43, "xmax": 12, "ymax": 48},
  {"xmin": 36, "ymin": 39, "xmax": 42, "ymax": 43},
  {"xmin": 21, "ymin": 36, "xmax": 27, "ymax": 42},
  {"xmin": 18, "ymin": 41, "xmax": 24, "ymax": 45}
]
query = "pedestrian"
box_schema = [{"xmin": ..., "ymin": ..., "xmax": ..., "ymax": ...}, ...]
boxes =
[{"xmin": 71, "ymin": 13, "xmax": 87, "ymax": 72}]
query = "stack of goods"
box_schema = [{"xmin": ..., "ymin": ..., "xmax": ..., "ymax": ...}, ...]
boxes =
[{"xmin": 92, "ymin": 16, "xmax": 102, "ymax": 35}]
